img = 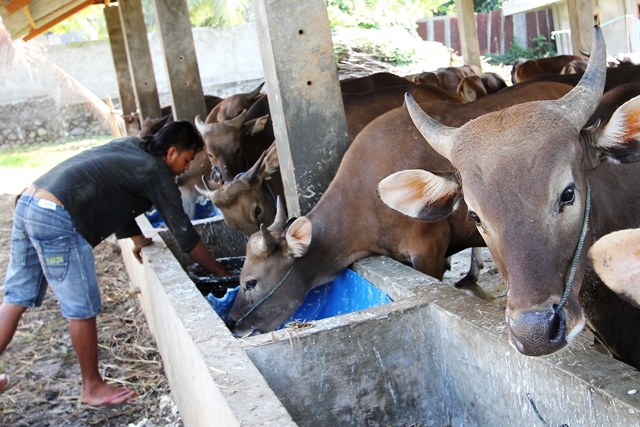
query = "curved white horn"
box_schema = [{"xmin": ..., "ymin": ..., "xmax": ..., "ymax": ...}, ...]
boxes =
[
  {"xmin": 404, "ymin": 93, "xmax": 457, "ymax": 161},
  {"xmin": 554, "ymin": 26, "xmax": 607, "ymax": 129},
  {"xmin": 268, "ymin": 196, "xmax": 288, "ymax": 232}
]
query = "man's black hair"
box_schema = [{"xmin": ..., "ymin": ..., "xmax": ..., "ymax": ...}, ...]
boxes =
[{"xmin": 141, "ymin": 120, "xmax": 204, "ymax": 158}]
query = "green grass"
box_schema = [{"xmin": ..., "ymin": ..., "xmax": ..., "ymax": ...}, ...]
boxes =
[{"xmin": 0, "ymin": 135, "xmax": 112, "ymax": 169}]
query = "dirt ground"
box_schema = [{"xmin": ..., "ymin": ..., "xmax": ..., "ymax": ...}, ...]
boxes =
[{"xmin": 0, "ymin": 192, "xmax": 183, "ymax": 426}]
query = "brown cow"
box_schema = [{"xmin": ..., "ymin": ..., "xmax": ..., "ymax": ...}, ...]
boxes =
[
  {"xmin": 377, "ymin": 27, "xmax": 640, "ymax": 369},
  {"xmin": 456, "ymin": 73, "xmax": 508, "ymax": 102},
  {"xmin": 225, "ymin": 80, "xmax": 574, "ymax": 336},
  {"xmin": 513, "ymin": 54, "xmax": 588, "ymax": 83},
  {"xmin": 339, "ymin": 72, "xmax": 414, "ymax": 93},
  {"xmin": 195, "ymin": 143, "xmax": 283, "ymax": 238},
  {"xmin": 520, "ymin": 64, "xmax": 640, "ymax": 93},
  {"xmin": 414, "ymin": 65, "xmax": 481, "ymax": 93},
  {"xmin": 197, "ymin": 84, "xmax": 464, "ymax": 183},
  {"xmin": 560, "ymin": 59, "xmax": 588, "ymax": 75},
  {"xmin": 589, "ymin": 228, "xmax": 640, "ymax": 308},
  {"xmin": 177, "ymin": 85, "xmax": 265, "ymax": 218}
]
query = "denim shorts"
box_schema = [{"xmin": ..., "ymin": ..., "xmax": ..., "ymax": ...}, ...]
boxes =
[{"xmin": 2, "ymin": 192, "xmax": 101, "ymax": 319}]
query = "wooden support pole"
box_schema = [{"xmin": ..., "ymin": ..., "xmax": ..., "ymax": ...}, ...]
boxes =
[
  {"xmin": 149, "ymin": 0, "xmax": 207, "ymax": 124},
  {"xmin": 566, "ymin": 0, "xmax": 594, "ymax": 54},
  {"xmin": 455, "ymin": 0, "xmax": 481, "ymax": 67},
  {"xmin": 255, "ymin": 0, "xmax": 349, "ymax": 217},
  {"xmin": 118, "ymin": 0, "xmax": 162, "ymax": 120},
  {"xmin": 103, "ymin": 5, "xmax": 137, "ymax": 130}
]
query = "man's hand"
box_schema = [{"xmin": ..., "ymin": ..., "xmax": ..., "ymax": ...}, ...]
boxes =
[
  {"xmin": 132, "ymin": 236, "xmax": 153, "ymax": 263},
  {"xmin": 188, "ymin": 240, "xmax": 233, "ymax": 276}
]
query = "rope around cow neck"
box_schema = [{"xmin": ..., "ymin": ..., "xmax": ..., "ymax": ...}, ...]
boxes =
[{"xmin": 555, "ymin": 182, "xmax": 591, "ymax": 313}]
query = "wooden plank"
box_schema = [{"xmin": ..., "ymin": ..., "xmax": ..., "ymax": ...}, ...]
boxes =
[
  {"xmin": 23, "ymin": 0, "xmax": 91, "ymax": 41},
  {"xmin": 455, "ymin": 0, "xmax": 481, "ymax": 66},
  {"xmin": 118, "ymin": 0, "xmax": 162, "ymax": 120},
  {"xmin": 149, "ymin": 0, "xmax": 206, "ymax": 124},
  {"xmin": 3, "ymin": 0, "xmax": 33, "ymax": 15},
  {"xmin": 254, "ymin": 0, "xmax": 349, "ymax": 217},
  {"xmin": 103, "ymin": 5, "xmax": 137, "ymax": 126}
]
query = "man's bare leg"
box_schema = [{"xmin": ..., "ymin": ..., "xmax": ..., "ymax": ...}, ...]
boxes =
[
  {"xmin": 69, "ymin": 317, "xmax": 138, "ymax": 405},
  {"xmin": 0, "ymin": 302, "xmax": 26, "ymax": 394}
]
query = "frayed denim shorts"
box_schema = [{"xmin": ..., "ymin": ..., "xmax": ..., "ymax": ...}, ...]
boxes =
[{"xmin": 2, "ymin": 192, "xmax": 101, "ymax": 319}]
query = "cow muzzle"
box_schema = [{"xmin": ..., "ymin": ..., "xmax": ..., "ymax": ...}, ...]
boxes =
[{"xmin": 507, "ymin": 307, "xmax": 567, "ymax": 356}]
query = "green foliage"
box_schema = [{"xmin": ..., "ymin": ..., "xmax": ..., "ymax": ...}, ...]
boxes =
[
  {"xmin": 0, "ymin": 136, "xmax": 110, "ymax": 169},
  {"xmin": 485, "ymin": 35, "xmax": 557, "ymax": 65},
  {"xmin": 328, "ymin": 0, "xmax": 445, "ymax": 65},
  {"xmin": 48, "ymin": 5, "xmax": 107, "ymax": 40}
]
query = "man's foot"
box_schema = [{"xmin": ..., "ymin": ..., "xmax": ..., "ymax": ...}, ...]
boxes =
[
  {"xmin": 0, "ymin": 374, "xmax": 10, "ymax": 394},
  {"xmin": 82, "ymin": 383, "xmax": 139, "ymax": 406}
]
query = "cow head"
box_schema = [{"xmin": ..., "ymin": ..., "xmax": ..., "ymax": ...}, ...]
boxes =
[
  {"xmin": 378, "ymin": 26, "xmax": 640, "ymax": 357},
  {"xmin": 227, "ymin": 203, "xmax": 313, "ymax": 336},
  {"xmin": 215, "ymin": 82, "xmax": 264, "ymax": 123},
  {"xmin": 195, "ymin": 143, "xmax": 280, "ymax": 238},
  {"xmin": 195, "ymin": 112, "xmax": 270, "ymax": 183}
]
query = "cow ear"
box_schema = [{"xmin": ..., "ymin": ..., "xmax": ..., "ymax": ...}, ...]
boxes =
[
  {"xmin": 595, "ymin": 95, "xmax": 640, "ymax": 163},
  {"xmin": 285, "ymin": 217, "xmax": 312, "ymax": 258},
  {"xmin": 262, "ymin": 142, "xmax": 279, "ymax": 177},
  {"xmin": 377, "ymin": 170, "xmax": 461, "ymax": 221},
  {"xmin": 244, "ymin": 115, "xmax": 269, "ymax": 136},
  {"xmin": 588, "ymin": 228, "xmax": 640, "ymax": 308}
]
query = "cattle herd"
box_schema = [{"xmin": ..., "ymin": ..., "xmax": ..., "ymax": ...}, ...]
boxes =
[{"xmin": 143, "ymin": 25, "xmax": 640, "ymax": 371}]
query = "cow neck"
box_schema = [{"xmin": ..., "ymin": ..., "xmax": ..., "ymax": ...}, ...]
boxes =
[{"xmin": 307, "ymin": 190, "xmax": 362, "ymax": 270}]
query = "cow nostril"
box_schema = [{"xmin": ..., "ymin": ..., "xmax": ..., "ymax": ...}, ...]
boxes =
[
  {"xmin": 225, "ymin": 319, "xmax": 236, "ymax": 330},
  {"xmin": 549, "ymin": 305, "xmax": 566, "ymax": 344}
]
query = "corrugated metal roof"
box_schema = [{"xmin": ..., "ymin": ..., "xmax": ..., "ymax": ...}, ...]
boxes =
[{"xmin": 0, "ymin": 0, "xmax": 106, "ymax": 40}]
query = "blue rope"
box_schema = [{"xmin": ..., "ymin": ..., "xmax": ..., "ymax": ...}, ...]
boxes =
[
  {"xmin": 527, "ymin": 393, "xmax": 569, "ymax": 427},
  {"xmin": 555, "ymin": 183, "xmax": 591, "ymax": 313},
  {"xmin": 235, "ymin": 263, "xmax": 295, "ymax": 326}
]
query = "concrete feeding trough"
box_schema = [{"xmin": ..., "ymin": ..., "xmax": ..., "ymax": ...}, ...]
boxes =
[{"xmin": 120, "ymin": 215, "xmax": 640, "ymax": 427}]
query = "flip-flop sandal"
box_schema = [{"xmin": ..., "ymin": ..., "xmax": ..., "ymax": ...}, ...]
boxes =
[
  {"xmin": 0, "ymin": 374, "xmax": 10, "ymax": 394},
  {"xmin": 98, "ymin": 387, "xmax": 138, "ymax": 406}
]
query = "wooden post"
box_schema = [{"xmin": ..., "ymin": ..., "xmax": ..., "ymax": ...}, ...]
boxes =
[
  {"xmin": 103, "ymin": 5, "xmax": 137, "ymax": 134},
  {"xmin": 455, "ymin": 0, "xmax": 481, "ymax": 67},
  {"xmin": 149, "ymin": 0, "xmax": 207, "ymax": 124},
  {"xmin": 254, "ymin": 0, "xmax": 350, "ymax": 217},
  {"xmin": 566, "ymin": 0, "xmax": 594, "ymax": 54},
  {"xmin": 118, "ymin": 0, "xmax": 162, "ymax": 120}
]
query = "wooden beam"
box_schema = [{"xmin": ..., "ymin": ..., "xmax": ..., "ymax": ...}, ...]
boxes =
[
  {"xmin": 21, "ymin": 4, "xmax": 36, "ymax": 28},
  {"xmin": 3, "ymin": 0, "xmax": 33, "ymax": 15},
  {"xmin": 23, "ymin": 0, "xmax": 93, "ymax": 41}
]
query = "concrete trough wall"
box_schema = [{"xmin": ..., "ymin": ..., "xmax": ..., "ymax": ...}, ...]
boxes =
[{"xmin": 120, "ymin": 215, "xmax": 640, "ymax": 427}]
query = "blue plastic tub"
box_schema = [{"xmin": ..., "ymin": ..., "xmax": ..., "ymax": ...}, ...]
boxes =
[
  {"xmin": 206, "ymin": 268, "xmax": 391, "ymax": 329},
  {"xmin": 146, "ymin": 196, "xmax": 222, "ymax": 228}
]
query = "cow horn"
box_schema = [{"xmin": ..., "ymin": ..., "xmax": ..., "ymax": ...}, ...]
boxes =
[
  {"xmin": 229, "ymin": 109, "xmax": 249, "ymax": 128},
  {"xmin": 404, "ymin": 93, "xmax": 456, "ymax": 161},
  {"xmin": 243, "ymin": 150, "xmax": 268, "ymax": 183},
  {"xmin": 253, "ymin": 223, "xmax": 277, "ymax": 256},
  {"xmin": 554, "ymin": 26, "xmax": 606, "ymax": 129},
  {"xmin": 195, "ymin": 115, "xmax": 213, "ymax": 135},
  {"xmin": 248, "ymin": 82, "xmax": 265, "ymax": 100},
  {"xmin": 268, "ymin": 196, "xmax": 287, "ymax": 232},
  {"xmin": 194, "ymin": 176, "xmax": 216, "ymax": 199}
]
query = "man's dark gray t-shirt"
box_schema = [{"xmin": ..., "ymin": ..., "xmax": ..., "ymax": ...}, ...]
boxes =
[{"xmin": 34, "ymin": 137, "xmax": 200, "ymax": 253}]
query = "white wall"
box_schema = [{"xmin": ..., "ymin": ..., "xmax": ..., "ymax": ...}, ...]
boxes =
[{"xmin": 0, "ymin": 22, "xmax": 264, "ymax": 106}]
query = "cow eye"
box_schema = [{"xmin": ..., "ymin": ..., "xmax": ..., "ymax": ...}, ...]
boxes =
[
  {"xmin": 254, "ymin": 205, "xmax": 262, "ymax": 218},
  {"xmin": 559, "ymin": 185, "xmax": 575, "ymax": 211},
  {"xmin": 245, "ymin": 279, "xmax": 257, "ymax": 290},
  {"xmin": 469, "ymin": 211, "xmax": 481, "ymax": 225}
]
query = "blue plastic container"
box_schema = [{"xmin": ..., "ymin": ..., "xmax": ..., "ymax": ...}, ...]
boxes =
[
  {"xmin": 206, "ymin": 268, "xmax": 391, "ymax": 329},
  {"xmin": 146, "ymin": 196, "xmax": 221, "ymax": 228}
]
